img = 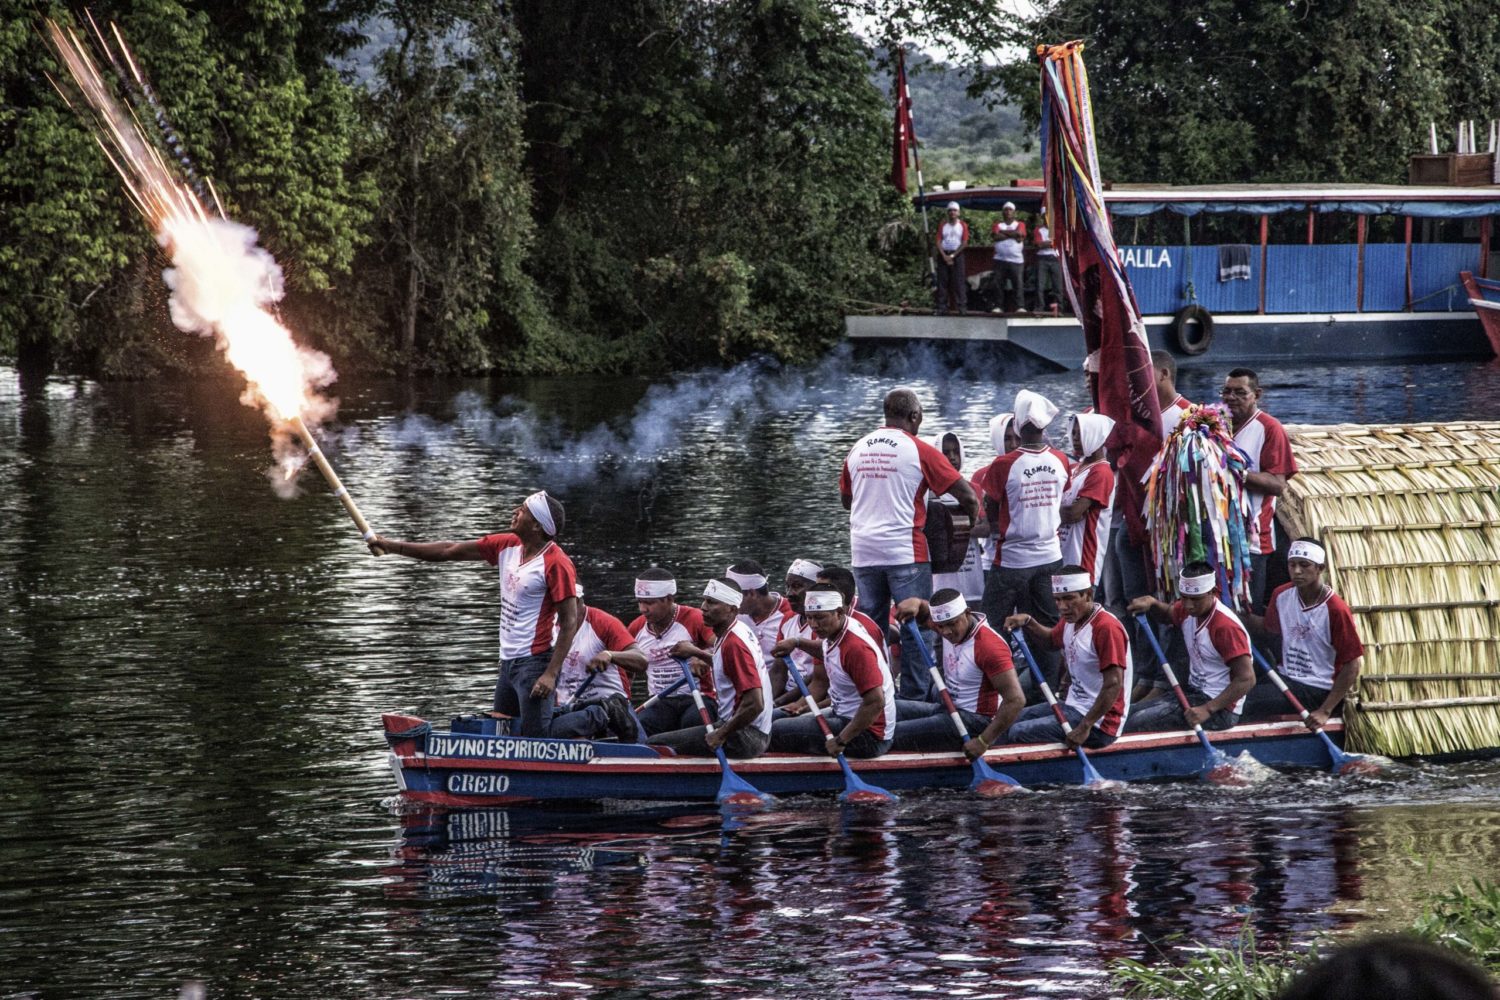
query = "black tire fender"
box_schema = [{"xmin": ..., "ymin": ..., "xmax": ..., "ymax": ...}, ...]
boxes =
[{"xmin": 1171, "ymin": 304, "xmax": 1213, "ymax": 355}]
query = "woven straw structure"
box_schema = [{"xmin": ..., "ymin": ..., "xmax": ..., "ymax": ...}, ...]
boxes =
[{"xmin": 1278, "ymin": 422, "xmax": 1500, "ymax": 757}]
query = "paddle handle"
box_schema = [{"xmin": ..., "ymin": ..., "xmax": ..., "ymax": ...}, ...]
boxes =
[
  {"xmin": 783, "ymin": 652, "xmax": 837, "ymax": 739},
  {"xmin": 636, "ymin": 675, "xmax": 688, "ymax": 713},
  {"xmin": 1012, "ymin": 629, "xmax": 1106, "ymax": 783},
  {"xmin": 674, "ymin": 657, "xmax": 717, "ymax": 735},
  {"xmin": 903, "ymin": 621, "xmax": 974, "ymax": 740},
  {"xmin": 558, "ymin": 670, "xmax": 600, "ymax": 714},
  {"xmin": 1133, "ymin": 614, "xmax": 1209, "ymax": 734},
  {"xmin": 1251, "ymin": 647, "xmax": 1351, "ymax": 766}
]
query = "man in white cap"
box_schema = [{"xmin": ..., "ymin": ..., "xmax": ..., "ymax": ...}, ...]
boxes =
[
  {"xmin": 1060, "ymin": 412, "xmax": 1117, "ymax": 588},
  {"xmin": 1242, "ymin": 537, "xmax": 1364, "ymax": 729},
  {"xmin": 841, "ymin": 388, "xmax": 978, "ymax": 701},
  {"xmin": 1127, "ymin": 560, "xmax": 1255, "ymax": 732},
  {"xmin": 1031, "ymin": 205, "xmax": 1063, "ymax": 315},
  {"xmin": 653, "ymin": 579, "xmax": 774, "ymax": 759},
  {"xmin": 367, "ymin": 491, "xmax": 580, "ymax": 737},
  {"xmin": 935, "ymin": 201, "xmax": 970, "ymax": 315},
  {"xmin": 1002, "ymin": 566, "xmax": 1133, "ymax": 747},
  {"xmin": 979, "ymin": 389, "xmax": 1071, "ymax": 686},
  {"xmin": 549, "ymin": 585, "xmax": 650, "ymax": 742},
  {"xmin": 991, "ymin": 201, "xmax": 1027, "ymax": 314},
  {"xmin": 628, "ymin": 566, "xmax": 719, "ymax": 736}
]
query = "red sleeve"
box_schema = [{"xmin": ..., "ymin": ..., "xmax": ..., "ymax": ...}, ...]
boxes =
[
  {"xmin": 1259, "ymin": 416, "xmax": 1297, "ymax": 477},
  {"xmin": 1170, "ymin": 602, "xmax": 1189, "ymax": 628},
  {"xmin": 542, "ymin": 548, "xmax": 577, "ymax": 602},
  {"xmin": 1263, "ymin": 584, "xmax": 1292, "ymax": 636},
  {"xmin": 840, "ymin": 638, "xmax": 884, "ymax": 695},
  {"xmin": 1015, "ymin": 222, "xmax": 1027, "ymax": 238},
  {"xmin": 913, "ymin": 435, "xmax": 961, "ymax": 494},
  {"xmin": 982, "ymin": 453, "xmax": 1020, "ymax": 507},
  {"xmin": 992, "ymin": 222, "xmax": 1001, "ymax": 237},
  {"xmin": 1079, "ymin": 464, "xmax": 1115, "ymax": 507},
  {"xmin": 1046, "ymin": 620, "xmax": 1066, "ymax": 651},
  {"xmin": 721, "ymin": 633, "xmax": 762, "ymax": 695},
  {"xmin": 1327, "ymin": 595, "xmax": 1365, "ymax": 670},
  {"xmin": 968, "ymin": 468, "xmax": 987, "ymax": 500},
  {"xmin": 475, "ymin": 532, "xmax": 519, "ymax": 566},
  {"xmin": 960, "ymin": 220, "xmax": 970, "ymax": 242},
  {"xmin": 973, "ymin": 627, "xmax": 1015, "ymax": 677},
  {"xmin": 1051, "ymin": 447, "xmax": 1074, "ymax": 477},
  {"xmin": 589, "ymin": 608, "xmax": 635, "ymax": 653},
  {"xmin": 838, "ymin": 458, "xmax": 853, "ymax": 498},
  {"xmin": 1091, "ymin": 616, "xmax": 1129, "ymax": 673},
  {"xmin": 627, "ymin": 614, "xmax": 647, "ymax": 636},
  {"xmin": 1207, "ymin": 613, "xmax": 1252, "ymax": 662}
]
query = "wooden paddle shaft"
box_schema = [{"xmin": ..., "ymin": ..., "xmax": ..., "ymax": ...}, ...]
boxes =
[{"xmin": 290, "ymin": 416, "xmax": 377, "ymax": 544}]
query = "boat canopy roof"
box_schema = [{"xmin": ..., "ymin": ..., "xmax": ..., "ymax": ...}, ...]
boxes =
[{"xmin": 919, "ymin": 184, "xmax": 1500, "ymax": 218}]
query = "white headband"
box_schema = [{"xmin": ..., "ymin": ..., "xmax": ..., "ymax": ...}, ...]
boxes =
[
  {"xmin": 703, "ymin": 579, "xmax": 743, "ymax": 608},
  {"xmin": 725, "ymin": 568, "xmax": 768, "ymax": 591},
  {"xmin": 1051, "ymin": 572, "xmax": 1092, "ymax": 594},
  {"xmin": 804, "ymin": 590, "xmax": 843, "ymax": 613},
  {"xmin": 634, "ymin": 577, "xmax": 676, "ymax": 599},
  {"xmin": 930, "ymin": 594, "xmax": 968, "ymax": 623},
  {"xmin": 1288, "ymin": 540, "xmax": 1327, "ymax": 565},
  {"xmin": 524, "ymin": 491, "xmax": 556, "ymax": 536},
  {"xmin": 1179, "ymin": 572, "xmax": 1217, "ymax": 597},
  {"xmin": 575, "ymin": 584, "xmax": 584, "ymax": 599},
  {"xmin": 787, "ymin": 558, "xmax": 823, "ymax": 582}
]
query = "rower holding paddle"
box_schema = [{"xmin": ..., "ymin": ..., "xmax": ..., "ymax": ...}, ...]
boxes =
[
  {"xmin": 1002, "ymin": 568, "xmax": 1132, "ymax": 749},
  {"xmin": 628, "ymin": 568, "xmax": 719, "ymax": 736},
  {"xmin": 1127, "ymin": 561, "xmax": 1255, "ymax": 733},
  {"xmin": 367, "ymin": 491, "xmax": 580, "ymax": 738},
  {"xmin": 889, "ymin": 590, "xmax": 1025, "ymax": 754}
]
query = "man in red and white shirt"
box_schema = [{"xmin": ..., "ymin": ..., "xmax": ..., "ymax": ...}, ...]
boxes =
[
  {"xmin": 1004, "ymin": 567, "xmax": 1133, "ymax": 748},
  {"xmin": 728, "ymin": 559, "xmax": 792, "ymax": 663},
  {"xmin": 1129, "ymin": 561, "xmax": 1256, "ymax": 731},
  {"xmin": 981, "ymin": 389, "xmax": 1071, "ymax": 686},
  {"xmin": 770, "ymin": 584, "xmax": 898, "ymax": 758},
  {"xmin": 935, "ymin": 201, "xmax": 970, "ymax": 315},
  {"xmin": 1244, "ymin": 538, "xmax": 1365, "ymax": 730},
  {"xmin": 1221, "ymin": 367, "xmax": 1297, "ymax": 612},
  {"xmin": 769, "ymin": 559, "xmax": 824, "ymax": 708},
  {"xmin": 549, "ymin": 589, "xmax": 649, "ymax": 742},
  {"xmin": 1154, "ymin": 350, "xmax": 1194, "ymax": 442},
  {"xmin": 890, "ymin": 589, "xmax": 1025, "ymax": 753},
  {"xmin": 1059, "ymin": 413, "xmax": 1117, "ymax": 587},
  {"xmin": 628, "ymin": 567, "xmax": 718, "ymax": 736},
  {"xmin": 368, "ymin": 490, "xmax": 580, "ymax": 737},
  {"xmin": 652, "ymin": 579, "xmax": 774, "ymax": 760},
  {"xmin": 841, "ymin": 388, "xmax": 977, "ymax": 701}
]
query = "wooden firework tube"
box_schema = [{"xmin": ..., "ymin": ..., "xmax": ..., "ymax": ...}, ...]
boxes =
[{"xmin": 289, "ymin": 415, "xmax": 378, "ymax": 545}]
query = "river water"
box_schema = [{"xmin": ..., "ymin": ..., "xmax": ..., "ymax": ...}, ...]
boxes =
[{"xmin": 3, "ymin": 348, "xmax": 1499, "ymax": 998}]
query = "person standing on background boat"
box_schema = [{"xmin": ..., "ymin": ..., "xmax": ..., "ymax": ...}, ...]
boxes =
[
  {"xmin": 367, "ymin": 491, "xmax": 580, "ymax": 738},
  {"xmin": 1221, "ymin": 367, "xmax": 1298, "ymax": 613},
  {"xmin": 770, "ymin": 559, "xmax": 823, "ymax": 710},
  {"xmin": 629, "ymin": 567, "xmax": 718, "ymax": 736},
  {"xmin": 980, "ymin": 390, "xmax": 1071, "ymax": 688},
  {"xmin": 549, "ymin": 586, "xmax": 650, "ymax": 742},
  {"xmin": 990, "ymin": 201, "xmax": 1026, "ymax": 314},
  {"xmin": 1031, "ymin": 206, "xmax": 1063, "ymax": 315},
  {"xmin": 1242, "ymin": 538, "xmax": 1364, "ymax": 729},
  {"xmin": 934, "ymin": 201, "xmax": 970, "ymax": 315},
  {"xmin": 890, "ymin": 590, "xmax": 1025, "ymax": 753},
  {"xmin": 1127, "ymin": 561, "xmax": 1256, "ymax": 732},
  {"xmin": 1059, "ymin": 413, "xmax": 1117, "ymax": 589},
  {"xmin": 841, "ymin": 389, "xmax": 979, "ymax": 702},
  {"xmin": 728, "ymin": 560, "xmax": 791, "ymax": 666},
  {"xmin": 770, "ymin": 584, "xmax": 897, "ymax": 758},
  {"xmin": 1001, "ymin": 568, "xmax": 1132, "ymax": 748},
  {"xmin": 652, "ymin": 579, "xmax": 773, "ymax": 760}
]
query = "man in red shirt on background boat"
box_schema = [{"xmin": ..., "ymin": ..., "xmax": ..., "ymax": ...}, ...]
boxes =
[
  {"xmin": 770, "ymin": 584, "xmax": 897, "ymax": 758},
  {"xmin": 629, "ymin": 567, "xmax": 718, "ymax": 736},
  {"xmin": 651, "ymin": 579, "xmax": 774, "ymax": 760},
  {"xmin": 841, "ymin": 388, "xmax": 978, "ymax": 701},
  {"xmin": 367, "ymin": 491, "xmax": 580, "ymax": 738},
  {"xmin": 549, "ymin": 585, "xmax": 649, "ymax": 742},
  {"xmin": 1128, "ymin": 561, "xmax": 1256, "ymax": 731},
  {"xmin": 1221, "ymin": 367, "xmax": 1298, "ymax": 613}
]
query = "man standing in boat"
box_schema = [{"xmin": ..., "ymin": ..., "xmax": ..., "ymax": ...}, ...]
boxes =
[
  {"xmin": 841, "ymin": 388, "xmax": 979, "ymax": 701},
  {"xmin": 991, "ymin": 201, "xmax": 1026, "ymax": 314},
  {"xmin": 1127, "ymin": 561, "xmax": 1256, "ymax": 732},
  {"xmin": 934, "ymin": 201, "xmax": 970, "ymax": 315},
  {"xmin": 1059, "ymin": 413, "xmax": 1117, "ymax": 590},
  {"xmin": 1242, "ymin": 538, "xmax": 1365, "ymax": 729},
  {"xmin": 770, "ymin": 584, "xmax": 897, "ymax": 758},
  {"xmin": 1221, "ymin": 367, "xmax": 1298, "ymax": 612},
  {"xmin": 628, "ymin": 567, "xmax": 718, "ymax": 736},
  {"xmin": 367, "ymin": 491, "xmax": 580, "ymax": 738},
  {"xmin": 653, "ymin": 579, "xmax": 774, "ymax": 760}
]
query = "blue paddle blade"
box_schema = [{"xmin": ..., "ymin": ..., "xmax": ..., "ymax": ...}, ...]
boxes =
[
  {"xmin": 836, "ymin": 755, "xmax": 898, "ymax": 804},
  {"xmin": 1077, "ymin": 748, "xmax": 1108, "ymax": 786},
  {"xmin": 969, "ymin": 757, "xmax": 1022, "ymax": 794},
  {"xmin": 713, "ymin": 748, "xmax": 774, "ymax": 809}
]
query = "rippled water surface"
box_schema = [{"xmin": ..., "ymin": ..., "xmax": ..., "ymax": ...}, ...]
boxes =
[{"xmin": 3, "ymin": 349, "xmax": 1499, "ymax": 998}]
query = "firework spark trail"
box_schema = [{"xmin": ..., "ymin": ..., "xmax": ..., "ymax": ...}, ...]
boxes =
[{"xmin": 45, "ymin": 16, "xmax": 376, "ymax": 541}]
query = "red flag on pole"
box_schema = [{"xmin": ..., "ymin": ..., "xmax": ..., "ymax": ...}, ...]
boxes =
[
  {"xmin": 891, "ymin": 48, "xmax": 914, "ymax": 194},
  {"xmin": 1038, "ymin": 42, "xmax": 1162, "ymax": 547}
]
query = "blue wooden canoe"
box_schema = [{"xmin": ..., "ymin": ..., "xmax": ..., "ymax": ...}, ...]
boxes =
[{"xmin": 382, "ymin": 711, "xmax": 1348, "ymax": 806}]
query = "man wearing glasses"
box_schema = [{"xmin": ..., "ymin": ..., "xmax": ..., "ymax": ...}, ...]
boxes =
[{"xmin": 1220, "ymin": 368, "xmax": 1298, "ymax": 612}]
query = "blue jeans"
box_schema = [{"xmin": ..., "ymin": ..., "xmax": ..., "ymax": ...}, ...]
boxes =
[
  {"xmin": 638, "ymin": 694, "xmax": 714, "ymax": 737},
  {"xmin": 853, "ymin": 562, "xmax": 933, "ymax": 699},
  {"xmin": 494, "ymin": 652, "xmax": 555, "ymax": 737},
  {"xmin": 1002, "ymin": 702, "xmax": 1117, "ymax": 748},
  {"xmin": 1127, "ymin": 685, "xmax": 1239, "ymax": 732},
  {"xmin": 769, "ymin": 713, "xmax": 893, "ymax": 758},
  {"xmin": 890, "ymin": 707, "xmax": 989, "ymax": 752}
]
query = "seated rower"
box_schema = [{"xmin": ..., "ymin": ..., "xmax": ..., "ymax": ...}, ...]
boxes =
[
  {"xmin": 1127, "ymin": 561, "xmax": 1254, "ymax": 732},
  {"xmin": 817, "ymin": 565, "xmax": 938, "ymax": 721},
  {"xmin": 729, "ymin": 560, "xmax": 792, "ymax": 662},
  {"xmin": 889, "ymin": 589, "xmax": 1025, "ymax": 753},
  {"xmin": 651, "ymin": 579, "xmax": 773, "ymax": 760},
  {"xmin": 549, "ymin": 585, "xmax": 649, "ymax": 742},
  {"xmin": 1242, "ymin": 538, "xmax": 1364, "ymax": 729},
  {"xmin": 628, "ymin": 568, "xmax": 718, "ymax": 736},
  {"xmin": 769, "ymin": 559, "xmax": 824, "ymax": 712},
  {"xmin": 1003, "ymin": 568, "xmax": 1132, "ymax": 749},
  {"xmin": 770, "ymin": 584, "xmax": 897, "ymax": 759}
]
